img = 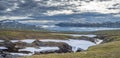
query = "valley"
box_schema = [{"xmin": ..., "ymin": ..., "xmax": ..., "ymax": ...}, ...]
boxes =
[
  {"xmin": 0, "ymin": 0, "xmax": 120, "ymax": 58},
  {"xmin": 0, "ymin": 30, "xmax": 120, "ymax": 58}
]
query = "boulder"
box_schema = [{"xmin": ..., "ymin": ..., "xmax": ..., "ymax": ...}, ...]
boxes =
[
  {"xmin": 32, "ymin": 40, "xmax": 72, "ymax": 54},
  {"xmin": 5, "ymin": 54, "xmax": 18, "ymax": 58},
  {"xmin": 14, "ymin": 41, "xmax": 28, "ymax": 49},
  {"xmin": 77, "ymin": 36, "xmax": 96, "ymax": 43},
  {"xmin": 38, "ymin": 42, "xmax": 72, "ymax": 53},
  {"xmin": 0, "ymin": 55, "xmax": 4, "ymax": 58},
  {"xmin": 95, "ymin": 35, "xmax": 106, "ymax": 43},
  {"xmin": 58, "ymin": 43, "xmax": 72, "ymax": 53},
  {"xmin": 0, "ymin": 52, "xmax": 18, "ymax": 58},
  {"xmin": 76, "ymin": 48, "xmax": 84, "ymax": 52},
  {"xmin": 4, "ymin": 40, "xmax": 18, "ymax": 52},
  {"xmin": 32, "ymin": 40, "xmax": 45, "ymax": 47}
]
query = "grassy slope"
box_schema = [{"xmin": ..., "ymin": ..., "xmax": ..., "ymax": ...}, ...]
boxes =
[
  {"xmin": 24, "ymin": 41, "xmax": 120, "ymax": 58},
  {"xmin": 23, "ymin": 30, "xmax": 120, "ymax": 58},
  {"xmin": 93, "ymin": 30, "xmax": 120, "ymax": 42},
  {"xmin": 0, "ymin": 29, "xmax": 120, "ymax": 58},
  {"xmin": 0, "ymin": 30, "xmax": 73, "ymax": 40}
]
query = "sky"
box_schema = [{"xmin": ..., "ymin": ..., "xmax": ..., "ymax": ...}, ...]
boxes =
[{"xmin": 0, "ymin": 0, "xmax": 120, "ymax": 22}]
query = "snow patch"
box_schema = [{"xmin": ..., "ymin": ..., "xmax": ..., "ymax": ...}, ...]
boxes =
[
  {"xmin": 0, "ymin": 40, "xmax": 4, "ymax": 42},
  {"xmin": 0, "ymin": 47, "xmax": 8, "ymax": 49},
  {"xmin": 10, "ymin": 53, "xmax": 33, "ymax": 56},
  {"xmin": 40, "ymin": 39, "xmax": 96, "ymax": 52},
  {"xmin": 54, "ymin": 34, "xmax": 97, "ymax": 37},
  {"xmin": 11, "ymin": 40, "xmax": 19, "ymax": 43},
  {"xmin": 20, "ymin": 39, "xmax": 36, "ymax": 43},
  {"xmin": 69, "ymin": 34, "xmax": 96, "ymax": 37},
  {"xmin": 95, "ymin": 39, "xmax": 103, "ymax": 44},
  {"xmin": 19, "ymin": 47, "xmax": 59, "ymax": 54}
]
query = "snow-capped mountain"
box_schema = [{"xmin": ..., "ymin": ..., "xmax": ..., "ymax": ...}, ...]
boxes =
[{"xmin": 0, "ymin": 0, "xmax": 120, "ymax": 24}]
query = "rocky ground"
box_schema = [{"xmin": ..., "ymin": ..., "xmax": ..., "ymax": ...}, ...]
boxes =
[
  {"xmin": 0, "ymin": 52, "xmax": 18, "ymax": 58},
  {"xmin": 0, "ymin": 30, "xmax": 105, "ymax": 58},
  {"xmin": 0, "ymin": 35, "xmax": 103, "ymax": 58}
]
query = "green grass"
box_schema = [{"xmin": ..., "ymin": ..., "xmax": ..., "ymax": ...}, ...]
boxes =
[
  {"xmin": 93, "ymin": 30, "xmax": 120, "ymax": 36},
  {"xmin": 0, "ymin": 30, "xmax": 73, "ymax": 40},
  {"xmin": 93, "ymin": 30, "xmax": 120, "ymax": 42},
  {"xmin": 23, "ymin": 41, "xmax": 120, "ymax": 58},
  {"xmin": 1, "ymin": 29, "xmax": 120, "ymax": 58},
  {"xmin": 22, "ymin": 30, "xmax": 120, "ymax": 58}
]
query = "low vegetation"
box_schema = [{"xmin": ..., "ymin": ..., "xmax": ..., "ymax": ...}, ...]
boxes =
[
  {"xmin": 0, "ymin": 30, "xmax": 73, "ymax": 40},
  {"xmin": 93, "ymin": 30, "xmax": 120, "ymax": 42},
  {"xmin": 22, "ymin": 30, "xmax": 120, "ymax": 58},
  {"xmin": 0, "ymin": 29, "xmax": 120, "ymax": 58}
]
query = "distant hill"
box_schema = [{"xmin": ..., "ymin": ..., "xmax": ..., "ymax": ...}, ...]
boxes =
[
  {"xmin": 56, "ymin": 22, "xmax": 120, "ymax": 28},
  {"xmin": 0, "ymin": 19, "xmax": 43, "ymax": 30}
]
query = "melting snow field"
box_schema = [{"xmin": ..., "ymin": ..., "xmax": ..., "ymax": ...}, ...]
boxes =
[
  {"xmin": 69, "ymin": 34, "xmax": 96, "ymax": 37},
  {"xmin": 0, "ymin": 34, "xmax": 103, "ymax": 56},
  {"xmin": 0, "ymin": 40, "xmax": 4, "ymax": 42},
  {"xmin": 10, "ymin": 53, "xmax": 33, "ymax": 56},
  {"xmin": 17, "ymin": 47, "xmax": 60, "ymax": 56},
  {"xmin": 0, "ymin": 46, "xmax": 8, "ymax": 49},
  {"xmin": 19, "ymin": 47, "xmax": 59, "ymax": 53},
  {"xmin": 10, "ymin": 47, "xmax": 59, "ymax": 56},
  {"xmin": 10, "ymin": 39, "xmax": 36, "ymax": 43},
  {"xmin": 40, "ymin": 39, "xmax": 97, "ymax": 52},
  {"xmin": 10, "ymin": 39, "xmax": 101, "ymax": 56},
  {"xmin": 11, "ymin": 40, "xmax": 20, "ymax": 43},
  {"xmin": 52, "ymin": 34, "xmax": 97, "ymax": 37},
  {"xmin": 20, "ymin": 39, "xmax": 36, "ymax": 43}
]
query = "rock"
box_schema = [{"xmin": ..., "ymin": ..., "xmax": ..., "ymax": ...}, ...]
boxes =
[
  {"xmin": 32, "ymin": 40, "xmax": 45, "ymax": 47},
  {"xmin": 0, "ymin": 51, "xmax": 17, "ymax": 58},
  {"xmin": 14, "ymin": 41, "xmax": 28, "ymax": 49},
  {"xmin": 5, "ymin": 54, "xmax": 18, "ymax": 58},
  {"xmin": 32, "ymin": 41, "xmax": 72, "ymax": 54},
  {"xmin": 95, "ymin": 35, "xmax": 106, "ymax": 43},
  {"xmin": 78, "ymin": 36, "xmax": 95, "ymax": 42},
  {"xmin": 0, "ymin": 55, "xmax": 4, "ymax": 58},
  {"xmin": 78, "ymin": 36, "xmax": 104, "ymax": 44},
  {"xmin": 58, "ymin": 43, "xmax": 72, "ymax": 53},
  {"xmin": 4, "ymin": 40, "xmax": 18, "ymax": 52},
  {"xmin": 95, "ymin": 35, "xmax": 106, "ymax": 39},
  {"xmin": 37, "ymin": 51, "xmax": 57, "ymax": 54},
  {"xmin": 76, "ymin": 48, "xmax": 84, "ymax": 52},
  {"xmin": 40, "ymin": 42, "xmax": 72, "ymax": 53}
]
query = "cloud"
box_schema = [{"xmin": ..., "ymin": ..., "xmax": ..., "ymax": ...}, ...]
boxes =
[
  {"xmin": 0, "ymin": 0, "xmax": 120, "ymax": 19},
  {"xmin": 0, "ymin": 16, "xmax": 32, "ymax": 20},
  {"xmin": 19, "ymin": 20, "xmax": 55, "ymax": 23},
  {"xmin": 4, "ymin": 3, "xmax": 19, "ymax": 13},
  {"xmin": 43, "ymin": 10, "xmax": 74, "ymax": 16},
  {"xmin": 43, "ymin": 0, "xmax": 120, "ymax": 16},
  {"xmin": 76, "ymin": 1, "xmax": 119, "ymax": 13}
]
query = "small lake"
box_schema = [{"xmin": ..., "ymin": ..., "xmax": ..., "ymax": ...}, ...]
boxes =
[{"xmin": 43, "ymin": 26, "xmax": 120, "ymax": 32}]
